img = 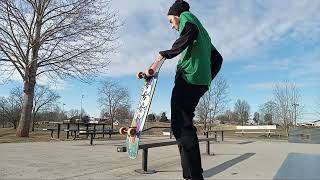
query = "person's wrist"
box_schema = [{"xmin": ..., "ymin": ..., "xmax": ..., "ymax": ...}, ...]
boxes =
[{"xmin": 155, "ymin": 54, "xmax": 164, "ymax": 63}]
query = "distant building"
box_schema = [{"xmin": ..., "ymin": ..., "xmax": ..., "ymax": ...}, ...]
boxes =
[
  {"xmin": 298, "ymin": 120, "xmax": 320, "ymax": 127},
  {"xmin": 313, "ymin": 120, "xmax": 320, "ymax": 127}
]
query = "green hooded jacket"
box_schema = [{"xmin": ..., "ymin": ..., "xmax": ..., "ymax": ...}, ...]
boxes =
[{"xmin": 176, "ymin": 11, "xmax": 214, "ymax": 86}]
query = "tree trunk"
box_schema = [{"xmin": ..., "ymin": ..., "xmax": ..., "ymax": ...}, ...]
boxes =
[
  {"xmin": 16, "ymin": 5, "xmax": 42, "ymax": 137},
  {"xmin": 13, "ymin": 121, "xmax": 17, "ymax": 129},
  {"xmin": 31, "ymin": 113, "xmax": 36, "ymax": 132},
  {"xmin": 204, "ymin": 117, "xmax": 207, "ymax": 132},
  {"xmin": 286, "ymin": 126, "xmax": 289, "ymax": 137},
  {"xmin": 16, "ymin": 81, "xmax": 36, "ymax": 137}
]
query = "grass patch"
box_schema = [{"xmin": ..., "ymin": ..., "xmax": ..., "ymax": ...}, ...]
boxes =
[
  {"xmin": 0, "ymin": 128, "xmax": 128, "ymax": 144},
  {"xmin": 0, "ymin": 128, "xmax": 61, "ymax": 143},
  {"xmin": 0, "ymin": 122, "xmax": 288, "ymax": 144}
]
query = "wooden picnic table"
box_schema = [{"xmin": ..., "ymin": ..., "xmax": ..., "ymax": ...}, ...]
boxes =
[{"xmin": 47, "ymin": 121, "xmax": 111, "ymax": 139}]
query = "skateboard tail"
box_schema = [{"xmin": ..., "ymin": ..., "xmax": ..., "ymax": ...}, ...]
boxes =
[{"xmin": 128, "ymin": 133, "xmax": 141, "ymax": 159}]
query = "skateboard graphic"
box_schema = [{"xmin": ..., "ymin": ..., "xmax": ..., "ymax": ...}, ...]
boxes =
[{"xmin": 119, "ymin": 58, "xmax": 165, "ymax": 159}]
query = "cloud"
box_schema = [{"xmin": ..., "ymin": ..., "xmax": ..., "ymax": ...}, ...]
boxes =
[
  {"xmin": 106, "ymin": 0, "xmax": 320, "ymax": 76},
  {"xmin": 242, "ymin": 47, "xmax": 320, "ymax": 88},
  {"xmin": 0, "ymin": 66, "xmax": 69, "ymax": 90},
  {"xmin": 36, "ymin": 76, "xmax": 69, "ymax": 91},
  {"xmin": 1, "ymin": 0, "xmax": 319, "ymax": 82},
  {"xmin": 242, "ymin": 58, "xmax": 291, "ymax": 72},
  {"xmin": 199, "ymin": 0, "xmax": 320, "ymax": 59},
  {"xmin": 249, "ymin": 81, "xmax": 305, "ymax": 90}
]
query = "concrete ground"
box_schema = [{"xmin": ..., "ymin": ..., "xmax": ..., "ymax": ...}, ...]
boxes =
[{"xmin": 1, "ymin": 136, "xmax": 320, "ymax": 179}]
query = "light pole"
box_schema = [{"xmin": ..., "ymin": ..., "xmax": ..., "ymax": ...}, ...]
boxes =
[
  {"xmin": 80, "ymin": 94, "xmax": 84, "ymax": 121},
  {"xmin": 62, "ymin": 103, "xmax": 66, "ymax": 120},
  {"xmin": 292, "ymin": 103, "xmax": 299, "ymax": 126},
  {"xmin": 207, "ymin": 88, "xmax": 211, "ymax": 132}
]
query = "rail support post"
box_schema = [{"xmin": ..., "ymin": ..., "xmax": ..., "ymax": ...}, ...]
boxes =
[
  {"xmin": 205, "ymin": 130, "xmax": 210, "ymax": 155},
  {"xmin": 205, "ymin": 136, "xmax": 215, "ymax": 156},
  {"xmin": 222, "ymin": 131, "xmax": 224, "ymax": 141},
  {"xmin": 135, "ymin": 148, "xmax": 156, "ymax": 174},
  {"xmin": 90, "ymin": 133, "xmax": 94, "ymax": 145}
]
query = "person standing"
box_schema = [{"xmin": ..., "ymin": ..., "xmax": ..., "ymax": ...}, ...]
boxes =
[{"xmin": 155, "ymin": 1, "xmax": 223, "ymax": 179}]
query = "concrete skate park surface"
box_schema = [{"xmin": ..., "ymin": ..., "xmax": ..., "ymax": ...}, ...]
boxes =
[{"xmin": 1, "ymin": 136, "xmax": 320, "ymax": 179}]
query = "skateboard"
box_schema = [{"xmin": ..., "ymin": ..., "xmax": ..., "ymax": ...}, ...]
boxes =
[{"xmin": 119, "ymin": 58, "xmax": 165, "ymax": 159}]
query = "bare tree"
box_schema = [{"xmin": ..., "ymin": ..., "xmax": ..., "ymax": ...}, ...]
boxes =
[
  {"xmin": 234, "ymin": 99, "xmax": 250, "ymax": 125},
  {"xmin": 147, "ymin": 113, "xmax": 156, "ymax": 122},
  {"xmin": 10, "ymin": 85, "xmax": 60, "ymax": 131},
  {"xmin": 215, "ymin": 110, "xmax": 239, "ymax": 124},
  {"xmin": 44, "ymin": 105, "xmax": 61, "ymax": 122},
  {"xmin": 0, "ymin": 99, "xmax": 8, "ymax": 128},
  {"xmin": 225, "ymin": 110, "xmax": 238, "ymax": 123},
  {"xmin": 98, "ymin": 80, "xmax": 130, "ymax": 130},
  {"xmin": 0, "ymin": 87, "xmax": 24, "ymax": 128},
  {"xmin": 0, "ymin": 95, "xmax": 22, "ymax": 129},
  {"xmin": 0, "ymin": 0, "xmax": 120, "ymax": 137},
  {"xmin": 159, "ymin": 112, "xmax": 169, "ymax": 122},
  {"xmin": 68, "ymin": 109, "xmax": 80, "ymax": 119},
  {"xmin": 273, "ymin": 81, "xmax": 301, "ymax": 135},
  {"xmin": 32, "ymin": 85, "xmax": 60, "ymax": 130},
  {"xmin": 9, "ymin": 87, "xmax": 24, "ymax": 107},
  {"xmin": 196, "ymin": 75, "xmax": 229, "ymax": 130},
  {"xmin": 196, "ymin": 92, "xmax": 210, "ymax": 129},
  {"xmin": 114, "ymin": 105, "xmax": 133, "ymax": 123},
  {"xmin": 0, "ymin": 87, "xmax": 23, "ymax": 128},
  {"xmin": 209, "ymin": 75, "xmax": 229, "ymax": 122},
  {"xmin": 253, "ymin": 112, "xmax": 260, "ymax": 124},
  {"xmin": 259, "ymin": 101, "xmax": 279, "ymax": 125},
  {"xmin": 0, "ymin": 109, "xmax": 6, "ymax": 127}
]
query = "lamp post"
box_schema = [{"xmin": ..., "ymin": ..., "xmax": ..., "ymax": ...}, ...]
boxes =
[
  {"xmin": 207, "ymin": 88, "xmax": 211, "ymax": 132},
  {"xmin": 80, "ymin": 94, "xmax": 84, "ymax": 121},
  {"xmin": 62, "ymin": 103, "xmax": 66, "ymax": 120},
  {"xmin": 292, "ymin": 103, "xmax": 299, "ymax": 126}
]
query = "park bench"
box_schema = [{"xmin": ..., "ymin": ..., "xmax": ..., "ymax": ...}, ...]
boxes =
[
  {"xmin": 235, "ymin": 125, "xmax": 277, "ymax": 138},
  {"xmin": 63, "ymin": 129, "xmax": 84, "ymax": 140},
  {"xmin": 117, "ymin": 137, "xmax": 216, "ymax": 174},
  {"xmin": 43, "ymin": 121, "xmax": 112, "ymax": 139},
  {"xmin": 204, "ymin": 130, "xmax": 228, "ymax": 141},
  {"xmin": 78, "ymin": 130, "xmax": 119, "ymax": 144},
  {"xmin": 42, "ymin": 128, "xmax": 79, "ymax": 139},
  {"xmin": 42, "ymin": 128, "xmax": 58, "ymax": 138}
]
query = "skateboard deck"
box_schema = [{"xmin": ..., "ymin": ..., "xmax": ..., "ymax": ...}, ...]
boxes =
[{"xmin": 120, "ymin": 58, "xmax": 165, "ymax": 159}]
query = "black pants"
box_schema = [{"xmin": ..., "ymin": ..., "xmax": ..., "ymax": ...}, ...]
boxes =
[{"xmin": 171, "ymin": 76, "xmax": 208, "ymax": 180}]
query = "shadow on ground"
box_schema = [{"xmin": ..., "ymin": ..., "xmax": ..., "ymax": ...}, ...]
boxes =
[{"xmin": 203, "ymin": 153, "xmax": 255, "ymax": 178}]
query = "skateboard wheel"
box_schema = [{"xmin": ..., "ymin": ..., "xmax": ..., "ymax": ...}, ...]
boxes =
[
  {"xmin": 136, "ymin": 72, "xmax": 144, "ymax": 79},
  {"xmin": 119, "ymin": 127, "xmax": 127, "ymax": 135},
  {"xmin": 127, "ymin": 128, "xmax": 136, "ymax": 136},
  {"xmin": 146, "ymin": 69, "xmax": 154, "ymax": 76}
]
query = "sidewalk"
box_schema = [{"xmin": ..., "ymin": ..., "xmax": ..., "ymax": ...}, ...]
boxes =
[{"xmin": 1, "ymin": 137, "xmax": 320, "ymax": 179}]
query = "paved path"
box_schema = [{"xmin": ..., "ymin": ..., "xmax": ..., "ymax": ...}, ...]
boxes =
[{"xmin": 1, "ymin": 137, "xmax": 320, "ymax": 179}]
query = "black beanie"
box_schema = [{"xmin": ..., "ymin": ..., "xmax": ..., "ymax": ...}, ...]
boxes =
[{"xmin": 167, "ymin": 0, "xmax": 190, "ymax": 16}]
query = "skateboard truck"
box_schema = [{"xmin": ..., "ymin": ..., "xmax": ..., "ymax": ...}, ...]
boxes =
[
  {"xmin": 119, "ymin": 127, "xmax": 137, "ymax": 136},
  {"xmin": 136, "ymin": 59, "xmax": 163, "ymax": 80},
  {"xmin": 136, "ymin": 72, "xmax": 148, "ymax": 79}
]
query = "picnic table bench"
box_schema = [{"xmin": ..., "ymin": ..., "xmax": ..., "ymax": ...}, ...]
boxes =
[
  {"xmin": 78, "ymin": 130, "xmax": 119, "ymax": 145},
  {"xmin": 42, "ymin": 128, "xmax": 57, "ymax": 138},
  {"xmin": 42, "ymin": 121, "xmax": 112, "ymax": 139},
  {"xmin": 235, "ymin": 125, "xmax": 277, "ymax": 138}
]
